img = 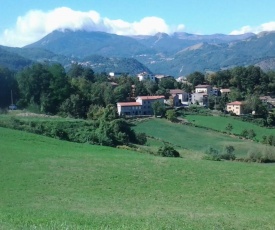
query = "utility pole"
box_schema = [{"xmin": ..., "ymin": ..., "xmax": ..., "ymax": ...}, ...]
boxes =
[{"xmin": 11, "ymin": 90, "xmax": 13, "ymax": 105}]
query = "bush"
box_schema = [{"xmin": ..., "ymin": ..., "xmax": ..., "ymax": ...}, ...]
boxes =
[
  {"xmin": 203, "ymin": 146, "xmax": 236, "ymax": 161},
  {"xmin": 246, "ymin": 149, "xmax": 275, "ymax": 163},
  {"xmin": 166, "ymin": 109, "xmax": 177, "ymax": 122},
  {"xmin": 135, "ymin": 132, "xmax": 147, "ymax": 145},
  {"xmin": 157, "ymin": 145, "xmax": 180, "ymax": 157},
  {"xmin": 220, "ymin": 145, "xmax": 236, "ymax": 160},
  {"xmin": 203, "ymin": 147, "xmax": 221, "ymax": 161},
  {"xmin": 240, "ymin": 129, "xmax": 256, "ymax": 140}
]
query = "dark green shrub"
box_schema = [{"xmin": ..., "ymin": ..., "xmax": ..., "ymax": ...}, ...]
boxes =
[
  {"xmin": 241, "ymin": 129, "xmax": 249, "ymax": 138},
  {"xmin": 203, "ymin": 147, "xmax": 221, "ymax": 161},
  {"xmin": 220, "ymin": 145, "xmax": 236, "ymax": 160},
  {"xmin": 135, "ymin": 132, "xmax": 147, "ymax": 145},
  {"xmin": 247, "ymin": 151, "xmax": 262, "ymax": 162},
  {"xmin": 225, "ymin": 123, "xmax": 233, "ymax": 133},
  {"xmin": 157, "ymin": 145, "xmax": 180, "ymax": 158},
  {"xmin": 247, "ymin": 129, "xmax": 256, "ymax": 139}
]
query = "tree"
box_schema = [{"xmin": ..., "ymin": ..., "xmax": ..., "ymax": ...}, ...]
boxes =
[
  {"xmin": 82, "ymin": 67, "xmax": 94, "ymax": 82},
  {"xmin": 67, "ymin": 63, "xmax": 84, "ymax": 78},
  {"xmin": 245, "ymin": 95, "xmax": 268, "ymax": 118},
  {"xmin": 59, "ymin": 94, "xmax": 89, "ymax": 118},
  {"xmin": 152, "ymin": 101, "xmax": 165, "ymax": 117},
  {"xmin": 186, "ymin": 71, "xmax": 205, "ymax": 87},
  {"xmin": 166, "ymin": 109, "xmax": 177, "ymax": 122},
  {"xmin": 87, "ymin": 104, "xmax": 105, "ymax": 120},
  {"xmin": 17, "ymin": 63, "xmax": 53, "ymax": 111},
  {"xmin": 101, "ymin": 104, "xmax": 118, "ymax": 122},
  {"xmin": 144, "ymin": 81, "xmax": 158, "ymax": 95},
  {"xmin": 0, "ymin": 67, "xmax": 18, "ymax": 108},
  {"xmin": 113, "ymin": 84, "xmax": 132, "ymax": 102},
  {"xmin": 158, "ymin": 77, "xmax": 177, "ymax": 90}
]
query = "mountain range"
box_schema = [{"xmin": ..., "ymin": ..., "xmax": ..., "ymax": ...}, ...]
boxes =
[{"xmin": 1, "ymin": 29, "xmax": 275, "ymax": 76}]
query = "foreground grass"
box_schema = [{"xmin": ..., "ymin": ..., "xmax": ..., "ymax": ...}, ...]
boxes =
[
  {"xmin": 1, "ymin": 127, "xmax": 275, "ymax": 229},
  {"xmin": 185, "ymin": 115, "xmax": 275, "ymax": 141},
  {"xmin": 133, "ymin": 118, "xmax": 274, "ymax": 157}
]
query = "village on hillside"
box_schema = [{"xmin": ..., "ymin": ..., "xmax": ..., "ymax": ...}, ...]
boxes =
[{"xmin": 111, "ymin": 71, "xmax": 275, "ymax": 117}]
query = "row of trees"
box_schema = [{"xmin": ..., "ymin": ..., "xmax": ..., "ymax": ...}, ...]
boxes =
[
  {"xmin": 1, "ymin": 63, "xmax": 275, "ymax": 121},
  {"xmin": 1, "ymin": 63, "xmax": 184, "ymax": 118}
]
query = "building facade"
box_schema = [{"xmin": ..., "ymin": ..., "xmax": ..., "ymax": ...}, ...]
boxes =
[
  {"xmin": 117, "ymin": 96, "xmax": 165, "ymax": 116},
  {"xmin": 226, "ymin": 101, "xmax": 244, "ymax": 115},
  {"xmin": 137, "ymin": 72, "xmax": 156, "ymax": 82}
]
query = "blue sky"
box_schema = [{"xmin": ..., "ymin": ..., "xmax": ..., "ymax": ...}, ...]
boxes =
[{"xmin": 1, "ymin": 0, "xmax": 275, "ymax": 47}]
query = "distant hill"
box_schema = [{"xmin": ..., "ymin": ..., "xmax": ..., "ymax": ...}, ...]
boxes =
[
  {"xmin": 0, "ymin": 44, "xmax": 151, "ymax": 75},
  {"xmin": 143, "ymin": 31, "xmax": 275, "ymax": 75},
  {"xmin": 16, "ymin": 29, "xmax": 275, "ymax": 76},
  {"xmin": 0, "ymin": 46, "xmax": 33, "ymax": 71},
  {"xmin": 255, "ymin": 57, "xmax": 275, "ymax": 72},
  {"xmin": 1, "ymin": 46, "xmax": 71, "ymax": 66},
  {"xmin": 82, "ymin": 55, "xmax": 152, "ymax": 75},
  {"xmin": 25, "ymin": 30, "xmax": 155, "ymax": 58},
  {"xmin": 131, "ymin": 32, "xmax": 255, "ymax": 55}
]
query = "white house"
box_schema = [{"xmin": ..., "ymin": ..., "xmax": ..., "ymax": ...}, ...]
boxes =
[
  {"xmin": 137, "ymin": 72, "xmax": 156, "ymax": 82},
  {"xmin": 117, "ymin": 102, "xmax": 142, "ymax": 116},
  {"xmin": 191, "ymin": 93, "xmax": 208, "ymax": 106},
  {"xmin": 226, "ymin": 101, "xmax": 244, "ymax": 115},
  {"xmin": 109, "ymin": 72, "xmax": 124, "ymax": 78},
  {"xmin": 117, "ymin": 95, "xmax": 165, "ymax": 116},
  {"xmin": 195, "ymin": 84, "xmax": 212, "ymax": 94},
  {"xmin": 169, "ymin": 89, "xmax": 189, "ymax": 106}
]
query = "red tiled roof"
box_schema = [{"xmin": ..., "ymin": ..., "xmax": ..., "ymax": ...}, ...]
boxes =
[
  {"xmin": 137, "ymin": 96, "xmax": 165, "ymax": 100},
  {"xmin": 170, "ymin": 89, "xmax": 184, "ymax": 94},
  {"xmin": 195, "ymin": 84, "xmax": 211, "ymax": 88},
  {"xmin": 227, "ymin": 101, "xmax": 244, "ymax": 105},
  {"xmin": 117, "ymin": 102, "xmax": 141, "ymax": 107}
]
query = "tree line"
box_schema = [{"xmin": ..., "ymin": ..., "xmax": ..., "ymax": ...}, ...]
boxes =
[{"xmin": 1, "ymin": 62, "xmax": 183, "ymax": 117}]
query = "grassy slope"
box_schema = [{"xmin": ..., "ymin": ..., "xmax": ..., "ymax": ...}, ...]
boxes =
[
  {"xmin": 1, "ymin": 126, "xmax": 275, "ymax": 229},
  {"xmin": 185, "ymin": 115, "xmax": 275, "ymax": 141},
  {"xmin": 133, "ymin": 118, "xmax": 274, "ymax": 157}
]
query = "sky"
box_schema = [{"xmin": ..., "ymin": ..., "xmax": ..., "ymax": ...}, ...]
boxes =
[{"xmin": 1, "ymin": 0, "xmax": 275, "ymax": 47}]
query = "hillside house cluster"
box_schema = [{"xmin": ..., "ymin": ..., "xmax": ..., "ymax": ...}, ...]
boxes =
[
  {"xmin": 114, "ymin": 71, "xmax": 274, "ymax": 117},
  {"xmin": 117, "ymin": 96, "xmax": 165, "ymax": 116}
]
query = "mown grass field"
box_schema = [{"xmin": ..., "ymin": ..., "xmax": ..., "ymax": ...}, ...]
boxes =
[
  {"xmin": 133, "ymin": 118, "xmax": 274, "ymax": 157},
  {"xmin": 185, "ymin": 115, "xmax": 275, "ymax": 141},
  {"xmin": 1, "ymin": 126, "xmax": 275, "ymax": 229}
]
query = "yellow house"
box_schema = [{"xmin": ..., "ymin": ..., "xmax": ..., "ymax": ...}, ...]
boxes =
[{"xmin": 226, "ymin": 101, "xmax": 244, "ymax": 115}]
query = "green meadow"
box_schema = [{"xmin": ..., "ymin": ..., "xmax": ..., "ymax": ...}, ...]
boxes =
[
  {"xmin": 1, "ymin": 126, "xmax": 275, "ymax": 229},
  {"xmin": 185, "ymin": 115, "xmax": 275, "ymax": 141},
  {"xmin": 133, "ymin": 118, "xmax": 275, "ymax": 157}
]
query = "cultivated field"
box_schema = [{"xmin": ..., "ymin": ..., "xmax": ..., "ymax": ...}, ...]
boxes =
[
  {"xmin": 133, "ymin": 118, "xmax": 274, "ymax": 157},
  {"xmin": 185, "ymin": 115, "xmax": 275, "ymax": 141},
  {"xmin": 1, "ymin": 126, "xmax": 275, "ymax": 229}
]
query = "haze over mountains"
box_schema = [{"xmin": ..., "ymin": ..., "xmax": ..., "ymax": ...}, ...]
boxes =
[{"xmin": 1, "ymin": 29, "xmax": 275, "ymax": 76}]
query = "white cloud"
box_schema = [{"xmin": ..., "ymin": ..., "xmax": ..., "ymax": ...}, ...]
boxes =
[
  {"xmin": 230, "ymin": 21, "xmax": 275, "ymax": 35},
  {"xmin": 0, "ymin": 7, "xmax": 185, "ymax": 47}
]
